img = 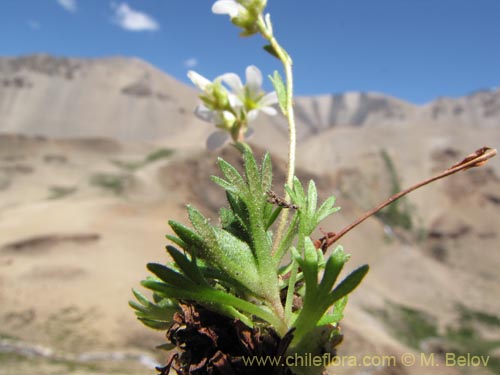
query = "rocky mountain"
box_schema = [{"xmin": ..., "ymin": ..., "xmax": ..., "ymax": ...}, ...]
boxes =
[
  {"xmin": 274, "ymin": 87, "xmax": 500, "ymax": 139},
  {"xmin": 0, "ymin": 54, "xmax": 208, "ymax": 148},
  {"xmin": 1, "ymin": 54, "xmax": 499, "ymax": 147}
]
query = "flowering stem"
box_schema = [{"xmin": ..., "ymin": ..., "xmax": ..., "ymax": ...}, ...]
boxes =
[{"xmin": 257, "ymin": 16, "xmax": 296, "ymax": 254}]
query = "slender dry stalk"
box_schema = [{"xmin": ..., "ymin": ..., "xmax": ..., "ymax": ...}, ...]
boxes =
[{"xmin": 314, "ymin": 147, "xmax": 497, "ymax": 251}]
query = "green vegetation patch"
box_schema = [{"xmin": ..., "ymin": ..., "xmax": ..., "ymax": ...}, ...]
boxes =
[
  {"xmin": 445, "ymin": 305, "xmax": 500, "ymax": 373},
  {"xmin": 112, "ymin": 147, "xmax": 174, "ymax": 172},
  {"xmin": 145, "ymin": 148, "xmax": 174, "ymax": 163},
  {"xmin": 48, "ymin": 186, "xmax": 77, "ymax": 200},
  {"xmin": 371, "ymin": 302, "xmax": 500, "ymax": 374},
  {"xmin": 375, "ymin": 149, "xmax": 414, "ymax": 231},
  {"xmin": 89, "ymin": 173, "xmax": 129, "ymax": 195},
  {"xmin": 370, "ymin": 302, "xmax": 438, "ymax": 349},
  {"xmin": 457, "ymin": 304, "xmax": 500, "ymax": 327}
]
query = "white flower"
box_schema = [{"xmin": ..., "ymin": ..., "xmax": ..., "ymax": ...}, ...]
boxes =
[
  {"xmin": 194, "ymin": 103, "xmax": 237, "ymax": 127},
  {"xmin": 212, "ymin": 0, "xmax": 246, "ymax": 19},
  {"xmin": 187, "ymin": 70, "xmax": 211, "ymax": 91},
  {"xmin": 212, "ymin": 0, "xmax": 267, "ymax": 36},
  {"xmin": 188, "ymin": 70, "xmax": 241, "ymax": 116},
  {"xmin": 187, "ymin": 65, "xmax": 277, "ymax": 149},
  {"xmin": 221, "ymin": 65, "xmax": 278, "ymax": 121}
]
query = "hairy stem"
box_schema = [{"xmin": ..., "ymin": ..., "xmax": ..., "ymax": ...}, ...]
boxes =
[{"xmin": 257, "ymin": 16, "xmax": 297, "ymax": 255}]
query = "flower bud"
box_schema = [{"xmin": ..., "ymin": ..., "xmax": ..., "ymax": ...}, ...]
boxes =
[{"xmin": 212, "ymin": 0, "xmax": 267, "ymax": 36}]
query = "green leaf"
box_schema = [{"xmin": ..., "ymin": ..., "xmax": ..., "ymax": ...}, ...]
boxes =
[
  {"xmin": 291, "ymin": 176, "xmax": 306, "ymax": 208},
  {"xmin": 318, "ymin": 246, "xmax": 348, "ymax": 295},
  {"xmin": 129, "ymin": 300, "xmax": 148, "ymax": 314},
  {"xmin": 141, "ymin": 280, "xmax": 282, "ymax": 329},
  {"xmin": 169, "ymin": 220, "xmax": 205, "ymax": 250},
  {"xmin": 219, "ymin": 207, "xmax": 234, "ymax": 228},
  {"xmin": 243, "ymin": 148, "xmax": 261, "ymax": 197},
  {"xmin": 152, "ymin": 292, "xmax": 163, "ymax": 304},
  {"xmin": 166, "ymin": 246, "xmax": 205, "ymax": 284},
  {"xmin": 147, "ymin": 263, "xmax": 196, "ymax": 290},
  {"xmin": 290, "ymin": 246, "xmax": 302, "ymax": 266},
  {"xmin": 131, "ymin": 289, "xmax": 151, "ymax": 307},
  {"xmin": 315, "ymin": 196, "xmax": 339, "ymax": 223},
  {"xmin": 269, "ymin": 70, "xmax": 287, "ymax": 114},
  {"xmin": 165, "ymin": 234, "xmax": 186, "ymax": 250},
  {"xmin": 141, "ymin": 279, "xmax": 197, "ymax": 299},
  {"xmin": 317, "ymin": 297, "xmax": 348, "ymax": 326},
  {"xmin": 226, "ymin": 192, "xmax": 250, "ymax": 232},
  {"xmin": 188, "ymin": 205, "xmax": 213, "ymax": 237},
  {"xmin": 198, "ymin": 265, "xmax": 251, "ymax": 292},
  {"xmin": 210, "ymin": 175, "xmax": 239, "ymax": 194},
  {"xmin": 277, "ymin": 261, "xmax": 294, "ymax": 279},
  {"xmin": 178, "ymin": 206, "xmax": 263, "ymax": 295},
  {"xmin": 307, "ymin": 180, "xmax": 318, "ymax": 220},
  {"xmin": 232, "ymin": 141, "xmax": 252, "ymax": 155},
  {"xmin": 260, "ymin": 152, "xmax": 273, "ymax": 192},
  {"xmin": 265, "ymin": 206, "xmax": 282, "ymax": 230},
  {"xmin": 301, "ymin": 238, "xmax": 319, "ymax": 298},
  {"xmin": 263, "ymin": 44, "xmax": 280, "ymax": 59},
  {"xmin": 217, "ymin": 157, "xmax": 246, "ymax": 191},
  {"xmin": 129, "ymin": 289, "xmax": 178, "ymax": 328},
  {"xmin": 326, "ymin": 265, "xmax": 369, "ymax": 306},
  {"xmin": 138, "ymin": 318, "xmax": 171, "ymax": 330},
  {"xmin": 211, "ymin": 227, "xmax": 261, "ymax": 290},
  {"xmin": 130, "ymin": 301, "xmax": 174, "ymax": 322},
  {"xmin": 205, "ymin": 303, "xmax": 253, "ymax": 328}
]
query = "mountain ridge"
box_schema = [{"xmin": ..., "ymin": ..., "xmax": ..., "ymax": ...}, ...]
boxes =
[{"xmin": 0, "ymin": 54, "xmax": 498, "ymax": 146}]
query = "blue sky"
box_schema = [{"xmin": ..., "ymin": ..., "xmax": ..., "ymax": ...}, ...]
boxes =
[{"xmin": 0, "ymin": 0, "xmax": 499, "ymax": 104}]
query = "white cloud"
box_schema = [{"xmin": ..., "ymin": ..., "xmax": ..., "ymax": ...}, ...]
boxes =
[
  {"xmin": 184, "ymin": 58, "xmax": 198, "ymax": 69},
  {"xmin": 57, "ymin": 0, "xmax": 77, "ymax": 13},
  {"xmin": 112, "ymin": 3, "xmax": 159, "ymax": 32}
]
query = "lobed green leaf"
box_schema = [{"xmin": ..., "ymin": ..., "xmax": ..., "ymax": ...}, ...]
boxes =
[
  {"xmin": 243, "ymin": 148, "xmax": 262, "ymax": 198},
  {"xmin": 147, "ymin": 263, "xmax": 195, "ymax": 290},
  {"xmin": 307, "ymin": 180, "xmax": 318, "ymax": 220},
  {"xmin": 260, "ymin": 152, "xmax": 273, "ymax": 192},
  {"xmin": 315, "ymin": 196, "xmax": 339, "ymax": 224},
  {"xmin": 318, "ymin": 246, "xmax": 348, "ymax": 295},
  {"xmin": 317, "ymin": 297, "xmax": 348, "ymax": 326},
  {"xmin": 217, "ymin": 157, "xmax": 246, "ymax": 191},
  {"xmin": 269, "ymin": 70, "xmax": 287, "ymax": 114},
  {"xmin": 166, "ymin": 245, "xmax": 205, "ymax": 285},
  {"xmin": 211, "ymin": 175, "xmax": 239, "ymax": 194}
]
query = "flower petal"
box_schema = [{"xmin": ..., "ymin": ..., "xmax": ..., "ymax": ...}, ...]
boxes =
[
  {"xmin": 206, "ymin": 130, "xmax": 230, "ymax": 151},
  {"xmin": 259, "ymin": 91, "xmax": 278, "ymax": 106},
  {"xmin": 212, "ymin": 0, "xmax": 242, "ymax": 18},
  {"xmin": 247, "ymin": 109, "xmax": 259, "ymax": 122},
  {"xmin": 220, "ymin": 110, "xmax": 236, "ymax": 125},
  {"xmin": 259, "ymin": 106, "xmax": 277, "ymax": 116},
  {"xmin": 211, "ymin": 110, "xmax": 237, "ymax": 128},
  {"xmin": 194, "ymin": 105, "xmax": 216, "ymax": 123},
  {"xmin": 246, "ymin": 65, "xmax": 263, "ymax": 94},
  {"xmin": 228, "ymin": 93, "xmax": 243, "ymax": 108},
  {"xmin": 220, "ymin": 72, "xmax": 244, "ymax": 93},
  {"xmin": 187, "ymin": 71, "xmax": 211, "ymax": 91}
]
